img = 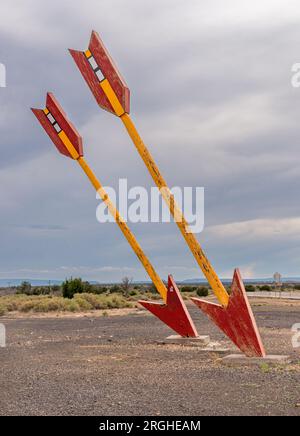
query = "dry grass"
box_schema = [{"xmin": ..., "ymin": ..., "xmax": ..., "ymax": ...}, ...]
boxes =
[{"xmin": 0, "ymin": 293, "xmax": 135, "ymax": 316}]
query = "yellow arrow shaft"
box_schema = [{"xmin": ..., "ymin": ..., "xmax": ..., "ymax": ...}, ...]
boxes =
[
  {"xmin": 99, "ymin": 80, "xmax": 229, "ymax": 307},
  {"xmin": 58, "ymin": 130, "xmax": 168, "ymax": 302}
]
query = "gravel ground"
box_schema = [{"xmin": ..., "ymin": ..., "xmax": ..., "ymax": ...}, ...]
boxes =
[{"xmin": 0, "ymin": 299, "xmax": 299, "ymax": 416}]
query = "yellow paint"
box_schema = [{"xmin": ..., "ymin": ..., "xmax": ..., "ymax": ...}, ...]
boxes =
[
  {"xmin": 58, "ymin": 128, "xmax": 168, "ymax": 302},
  {"xmin": 58, "ymin": 131, "xmax": 80, "ymax": 160},
  {"xmin": 95, "ymin": 71, "xmax": 229, "ymax": 306},
  {"xmin": 85, "ymin": 49, "xmax": 92, "ymax": 58},
  {"xmin": 119, "ymin": 114, "xmax": 229, "ymax": 306},
  {"xmin": 43, "ymin": 108, "xmax": 49, "ymax": 115},
  {"xmin": 100, "ymin": 79, "xmax": 125, "ymax": 117}
]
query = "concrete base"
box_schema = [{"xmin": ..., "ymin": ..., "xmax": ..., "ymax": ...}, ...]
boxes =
[{"xmin": 221, "ymin": 354, "xmax": 291, "ymax": 367}]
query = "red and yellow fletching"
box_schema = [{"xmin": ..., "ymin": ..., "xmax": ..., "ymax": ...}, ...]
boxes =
[
  {"xmin": 69, "ymin": 30, "xmax": 130, "ymax": 116},
  {"xmin": 31, "ymin": 93, "xmax": 83, "ymax": 159}
]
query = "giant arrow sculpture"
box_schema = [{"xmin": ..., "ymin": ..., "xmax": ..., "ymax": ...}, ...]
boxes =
[
  {"xmin": 31, "ymin": 93, "xmax": 198, "ymax": 338},
  {"xmin": 69, "ymin": 31, "xmax": 265, "ymax": 357}
]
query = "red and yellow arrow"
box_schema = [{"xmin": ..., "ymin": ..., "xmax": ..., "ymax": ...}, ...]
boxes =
[
  {"xmin": 69, "ymin": 32, "xmax": 266, "ymax": 357},
  {"xmin": 31, "ymin": 93, "xmax": 198, "ymax": 338}
]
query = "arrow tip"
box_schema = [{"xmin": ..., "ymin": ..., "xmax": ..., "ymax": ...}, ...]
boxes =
[
  {"xmin": 139, "ymin": 275, "xmax": 198, "ymax": 338},
  {"xmin": 191, "ymin": 269, "xmax": 266, "ymax": 357}
]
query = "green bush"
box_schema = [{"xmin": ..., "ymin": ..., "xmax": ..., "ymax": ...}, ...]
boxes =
[
  {"xmin": 91, "ymin": 286, "xmax": 108, "ymax": 295},
  {"xmin": 181, "ymin": 286, "xmax": 197, "ymax": 293},
  {"xmin": 196, "ymin": 287, "xmax": 209, "ymax": 297},
  {"xmin": 294, "ymin": 284, "xmax": 300, "ymax": 290},
  {"xmin": 110, "ymin": 285, "xmax": 120, "ymax": 293},
  {"xmin": 62, "ymin": 278, "xmax": 88, "ymax": 299},
  {"xmin": 245, "ymin": 285, "xmax": 256, "ymax": 292},
  {"xmin": 259, "ymin": 285, "xmax": 272, "ymax": 292},
  {"xmin": 17, "ymin": 281, "xmax": 32, "ymax": 295}
]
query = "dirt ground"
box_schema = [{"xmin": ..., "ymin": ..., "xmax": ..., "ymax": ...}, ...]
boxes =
[{"xmin": 0, "ymin": 298, "xmax": 299, "ymax": 416}]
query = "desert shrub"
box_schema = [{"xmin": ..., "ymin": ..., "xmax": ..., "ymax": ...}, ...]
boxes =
[
  {"xmin": 4, "ymin": 298, "xmax": 20, "ymax": 312},
  {"xmin": 196, "ymin": 287, "xmax": 209, "ymax": 297},
  {"xmin": 63, "ymin": 300, "xmax": 80, "ymax": 312},
  {"xmin": 181, "ymin": 286, "xmax": 197, "ymax": 293},
  {"xmin": 0, "ymin": 304, "xmax": 6, "ymax": 316},
  {"xmin": 20, "ymin": 300, "xmax": 37, "ymax": 312},
  {"xmin": 33, "ymin": 301, "xmax": 51, "ymax": 312},
  {"xmin": 245, "ymin": 285, "xmax": 256, "ymax": 292},
  {"xmin": 51, "ymin": 285, "xmax": 61, "ymax": 294},
  {"xmin": 110, "ymin": 285, "xmax": 120, "ymax": 293},
  {"xmin": 79, "ymin": 293, "xmax": 104, "ymax": 310},
  {"xmin": 294, "ymin": 284, "xmax": 300, "ymax": 290},
  {"xmin": 0, "ymin": 292, "xmax": 133, "ymax": 315},
  {"xmin": 121, "ymin": 277, "xmax": 133, "ymax": 297},
  {"xmin": 73, "ymin": 295, "xmax": 93, "ymax": 311},
  {"xmin": 90, "ymin": 286, "xmax": 108, "ymax": 295},
  {"xmin": 62, "ymin": 278, "xmax": 87, "ymax": 299},
  {"xmin": 148, "ymin": 283, "xmax": 160, "ymax": 294},
  {"xmin": 259, "ymin": 285, "xmax": 272, "ymax": 292},
  {"xmin": 32, "ymin": 287, "xmax": 52, "ymax": 296},
  {"xmin": 17, "ymin": 281, "xmax": 32, "ymax": 295}
]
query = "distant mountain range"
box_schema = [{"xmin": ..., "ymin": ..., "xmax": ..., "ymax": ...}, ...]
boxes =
[
  {"xmin": 181, "ymin": 277, "xmax": 300, "ymax": 284},
  {"xmin": 0, "ymin": 279, "xmax": 99, "ymax": 287},
  {"xmin": 0, "ymin": 277, "xmax": 300, "ymax": 288}
]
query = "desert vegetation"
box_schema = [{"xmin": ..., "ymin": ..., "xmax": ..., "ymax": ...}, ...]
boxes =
[{"xmin": 1, "ymin": 276, "xmax": 298, "ymax": 317}]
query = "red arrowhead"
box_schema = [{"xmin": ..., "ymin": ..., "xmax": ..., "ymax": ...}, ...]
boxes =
[
  {"xmin": 139, "ymin": 275, "xmax": 198, "ymax": 338},
  {"xmin": 191, "ymin": 269, "xmax": 266, "ymax": 357}
]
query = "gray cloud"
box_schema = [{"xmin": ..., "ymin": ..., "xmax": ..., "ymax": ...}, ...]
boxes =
[{"xmin": 1, "ymin": 0, "xmax": 300, "ymax": 282}]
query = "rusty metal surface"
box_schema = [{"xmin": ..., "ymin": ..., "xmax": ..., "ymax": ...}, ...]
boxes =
[
  {"xmin": 191, "ymin": 269, "xmax": 266, "ymax": 357},
  {"xmin": 139, "ymin": 275, "xmax": 198, "ymax": 338}
]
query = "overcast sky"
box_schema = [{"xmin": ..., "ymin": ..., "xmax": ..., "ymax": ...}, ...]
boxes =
[{"xmin": 1, "ymin": 0, "xmax": 300, "ymax": 283}]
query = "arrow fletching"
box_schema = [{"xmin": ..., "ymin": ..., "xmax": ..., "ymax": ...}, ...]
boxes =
[
  {"xmin": 31, "ymin": 93, "xmax": 83, "ymax": 159},
  {"xmin": 69, "ymin": 30, "xmax": 130, "ymax": 116}
]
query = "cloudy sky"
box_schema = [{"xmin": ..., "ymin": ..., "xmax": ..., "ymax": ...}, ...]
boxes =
[{"xmin": 1, "ymin": 0, "xmax": 300, "ymax": 283}]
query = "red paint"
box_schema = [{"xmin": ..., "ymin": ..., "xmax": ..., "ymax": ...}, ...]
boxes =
[
  {"xmin": 31, "ymin": 108, "xmax": 69, "ymax": 157},
  {"xmin": 69, "ymin": 31, "xmax": 130, "ymax": 115},
  {"xmin": 191, "ymin": 269, "xmax": 266, "ymax": 357},
  {"xmin": 139, "ymin": 275, "xmax": 198, "ymax": 338},
  {"xmin": 31, "ymin": 94, "xmax": 83, "ymax": 159},
  {"xmin": 46, "ymin": 93, "xmax": 83, "ymax": 156},
  {"xmin": 69, "ymin": 48, "xmax": 114, "ymax": 114}
]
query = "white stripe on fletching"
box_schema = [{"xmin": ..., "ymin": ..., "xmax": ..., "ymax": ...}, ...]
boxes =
[
  {"xmin": 95, "ymin": 69, "xmax": 105, "ymax": 81},
  {"xmin": 88, "ymin": 56, "xmax": 98, "ymax": 71},
  {"xmin": 47, "ymin": 113, "xmax": 56, "ymax": 125},
  {"xmin": 53, "ymin": 123, "xmax": 61, "ymax": 133}
]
